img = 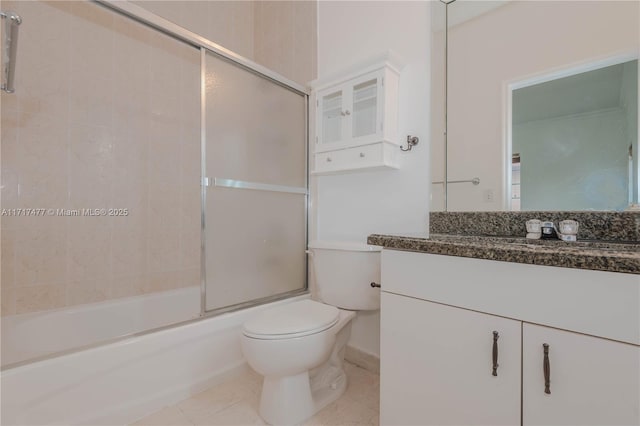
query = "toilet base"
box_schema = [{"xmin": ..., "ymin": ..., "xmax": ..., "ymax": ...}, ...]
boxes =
[
  {"xmin": 259, "ymin": 372, "xmax": 315, "ymax": 425},
  {"xmin": 258, "ymin": 310, "xmax": 355, "ymax": 425},
  {"xmin": 259, "ymin": 363, "xmax": 348, "ymax": 425}
]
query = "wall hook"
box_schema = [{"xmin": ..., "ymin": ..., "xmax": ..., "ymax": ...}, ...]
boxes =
[{"xmin": 401, "ymin": 135, "xmax": 419, "ymax": 152}]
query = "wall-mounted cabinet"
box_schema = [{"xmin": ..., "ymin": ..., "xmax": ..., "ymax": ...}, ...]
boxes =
[{"xmin": 311, "ymin": 52, "xmax": 404, "ymax": 175}]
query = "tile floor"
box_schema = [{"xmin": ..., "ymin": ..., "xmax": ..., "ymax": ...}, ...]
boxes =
[{"xmin": 132, "ymin": 362, "xmax": 380, "ymax": 426}]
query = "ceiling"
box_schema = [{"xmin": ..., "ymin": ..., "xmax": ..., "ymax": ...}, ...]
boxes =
[{"xmin": 513, "ymin": 60, "xmax": 637, "ymax": 124}]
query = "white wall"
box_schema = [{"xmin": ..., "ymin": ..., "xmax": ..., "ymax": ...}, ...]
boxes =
[
  {"xmin": 514, "ymin": 108, "xmax": 629, "ymax": 211},
  {"xmin": 314, "ymin": 1, "xmax": 431, "ymax": 357}
]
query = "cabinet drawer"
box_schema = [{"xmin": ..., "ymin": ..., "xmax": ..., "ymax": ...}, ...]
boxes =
[
  {"xmin": 381, "ymin": 250, "xmax": 640, "ymax": 345},
  {"xmin": 314, "ymin": 142, "xmax": 398, "ymax": 174}
]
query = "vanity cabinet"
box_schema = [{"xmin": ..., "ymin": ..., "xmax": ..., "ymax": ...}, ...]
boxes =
[
  {"xmin": 381, "ymin": 293, "xmax": 521, "ymax": 426},
  {"xmin": 522, "ymin": 324, "xmax": 640, "ymax": 426},
  {"xmin": 311, "ymin": 53, "xmax": 403, "ymax": 174},
  {"xmin": 380, "ymin": 250, "xmax": 640, "ymax": 426}
]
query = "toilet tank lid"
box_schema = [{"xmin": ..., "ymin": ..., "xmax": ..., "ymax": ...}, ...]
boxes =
[{"xmin": 308, "ymin": 240, "xmax": 382, "ymax": 252}]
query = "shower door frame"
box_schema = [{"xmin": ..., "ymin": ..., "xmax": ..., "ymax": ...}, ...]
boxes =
[
  {"xmin": 95, "ymin": 0, "xmax": 311, "ymax": 317},
  {"xmin": 200, "ymin": 48, "xmax": 310, "ymax": 315}
]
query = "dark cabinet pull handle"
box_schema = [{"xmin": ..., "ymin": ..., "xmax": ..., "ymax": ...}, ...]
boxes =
[
  {"xmin": 543, "ymin": 343, "xmax": 551, "ymax": 394},
  {"xmin": 492, "ymin": 331, "xmax": 499, "ymax": 376}
]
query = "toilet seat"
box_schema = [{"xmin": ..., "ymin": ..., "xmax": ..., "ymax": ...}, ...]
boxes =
[{"xmin": 243, "ymin": 300, "xmax": 339, "ymax": 340}]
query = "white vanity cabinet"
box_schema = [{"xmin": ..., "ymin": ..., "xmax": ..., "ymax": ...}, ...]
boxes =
[
  {"xmin": 522, "ymin": 324, "xmax": 640, "ymax": 426},
  {"xmin": 311, "ymin": 53, "xmax": 403, "ymax": 174},
  {"xmin": 380, "ymin": 249, "xmax": 640, "ymax": 426},
  {"xmin": 381, "ymin": 293, "xmax": 521, "ymax": 426}
]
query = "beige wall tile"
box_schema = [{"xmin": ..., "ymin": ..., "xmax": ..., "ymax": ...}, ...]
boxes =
[
  {"xmin": 179, "ymin": 196, "xmax": 201, "ymax": 271},
  {"xmin": 110, "ymin": 275, "xmax": 146, "ymax": 300},
  {"xmin": 144, "ymin": 270, "xmax": 182, "ymax": 294},
  {"xmin": 180, "ymin": 1, "xmax": 211, "ymax": 41},
  {"xmin": 181, "ymin": 268, "xmax": 201, "ymax": 289},
  {"xmin": 16, "ymin": 112, "xmax": 69, "ymax": 210},
  {"xmin": 15, "ymin": 284, "xmax": 65, "ymax": 314},
  {"xmin": 112, "ymin": 11, "xmax": 153, "ymax": 95},
  {"xmin": 1, "ymin": 109, "xmax": 20, "ymax": 214},
  {"xmin": 292, "ymin": 0, "xmax": 318, "ymax": 84},
  {"xmin": 254, "ymin": 0, "xmax": 316, "ymax": 85},
  {"xmin": 231, "ymin": 1, "xmax": 255, "ymax": 59},
  {"xmin": 68, "ymin": 124, "xmax": 114, "ymax": 209},
  {"xmin": 1, "ymin": 287, "xmax": 17, "ymax": 317},
  {"xmin": 1, "ymin": 229, "xmax": 16, "ymax": 289},
  {"xmin": 208, "ymin": 1, "xmax": 236, "ymax": 53},
  {"xmin": 67, "ymin": 216, "xmax": 112, "ymax": 283},
  {"xmin": 14, "ymin": 1, "xmax": 71, "ymax": 120},
  {"xmin": 112, "ymin": 221, "xmax": 148, "ymax": 278},
  {"xmin": 14, "ymin": 217, "xmax": 67, "ymax": 287},
  {"xmin": 66, "ymin": 277, "xmax": 110, "ymax": 307},
  {"xmin": 68, "ymin": 2, "xmax": 114, "ymax": 127}
]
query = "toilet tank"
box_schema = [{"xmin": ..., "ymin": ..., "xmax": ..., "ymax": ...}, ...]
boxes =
[{"xmin": 308, "ymin": 241, "xmax": 382, "ymax": 311}]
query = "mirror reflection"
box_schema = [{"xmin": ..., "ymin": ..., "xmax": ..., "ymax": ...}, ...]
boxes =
[
  {"xmin": 511, "ymin": 60, "xmax": 638, "ymax": 211},
  {"xmin": 431, "ymin": 0, "xmax": 640, "ymax": 211}
]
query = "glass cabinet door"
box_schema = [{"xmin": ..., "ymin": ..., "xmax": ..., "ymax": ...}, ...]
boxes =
[
  {"xmin": 321, "ymin": 90, "xmax": 344, "ymax": 144},
  {"xmin": 317, "ymin": 70, "xmax": 384, "ymax": 149},
  {"xmin": 351, "ymin": 78, "xmax": 378, "ymax": 139}
]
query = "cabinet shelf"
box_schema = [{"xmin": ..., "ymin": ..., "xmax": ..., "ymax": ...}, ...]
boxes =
[{"xmin": 353, "ymin": 95, "xmax": 377, "ymax": 104}]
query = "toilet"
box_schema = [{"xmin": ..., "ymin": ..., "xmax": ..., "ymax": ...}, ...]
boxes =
[{"xmin": 241, "ymin": 241, "xmax": 381, "ymax": 425}]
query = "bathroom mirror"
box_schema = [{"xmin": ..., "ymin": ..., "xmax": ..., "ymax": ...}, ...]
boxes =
[{"xmin": 431, "ymin": 0, "xmax": 640, "ymax": 211}]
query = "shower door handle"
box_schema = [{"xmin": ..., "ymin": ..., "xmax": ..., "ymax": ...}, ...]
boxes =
[{"xmin": 208, "ymin": 178, "xmax": 307, "ymax": 195}]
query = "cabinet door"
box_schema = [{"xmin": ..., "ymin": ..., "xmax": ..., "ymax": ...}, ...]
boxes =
[
  {"xmin": 523, "ymin": 323, "xmax": 640, "ymax": 426},
  {"xmin": 381, "ymin": 292, "xmax": 521, "ymax": 426},
  {"xmin": 348, "ymin": 72, "xmax": 382, "ymax": 142},
  {"xmin": 318, "ymin": 87, "xmax": 347, "ymax": 146},
  {"xmin": 316, "ymin": 71, "xmax": 384, "ymax": 151}
]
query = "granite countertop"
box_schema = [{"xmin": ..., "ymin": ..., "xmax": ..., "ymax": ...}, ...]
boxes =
[{"xmin": 367, "ymin": 233, "xmax": 640, "ymax": 275}]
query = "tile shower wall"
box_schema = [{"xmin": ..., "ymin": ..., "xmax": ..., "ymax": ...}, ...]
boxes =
[
  {"xmin": 254, "ymin": 1, "xmax": 317, "ymax": 86},
  {"xmin": 0, "ymin": 0, "xmax": 201, "ymax": 316},
  {"xmin": 0, "ymin": 0, "xmax": 317, "ymax": 316},
  {"xmin": 133, "ymin": 1, "xmax": 318, "ymax": 87}
]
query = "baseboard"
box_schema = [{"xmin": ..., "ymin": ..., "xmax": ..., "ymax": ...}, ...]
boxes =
[{"xmin": 345, "ymin": 345, "xmax": 380, "ymax": 374}]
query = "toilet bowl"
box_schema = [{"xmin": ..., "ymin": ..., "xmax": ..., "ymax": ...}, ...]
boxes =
[
  {"xmin": 241, "ymin": 241, "xmax": 381, "ymax": 425},
  {"xmin": 242, "ymin": 300, "xmax": 355, "ymax": 425}
]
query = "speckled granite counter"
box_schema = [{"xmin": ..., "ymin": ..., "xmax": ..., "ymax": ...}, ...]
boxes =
[
  {"xmin": 367, "ymin": 234, "xmax": 640, "ymax": 275},
  {"xmin": 430, "ymin": 211, "xmax": 640, "ymax": 242}
]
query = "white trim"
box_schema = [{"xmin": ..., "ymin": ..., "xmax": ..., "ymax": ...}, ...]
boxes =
[
  {"xmin": 503, "ymin": 79, "xmax": 513, "ymax": 210},
  {"xmin": 508, "ymin": 50, "xmax": 639, "ymax": 91}
]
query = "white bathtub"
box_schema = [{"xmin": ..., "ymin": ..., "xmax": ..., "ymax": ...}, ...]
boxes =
[
  {"xmin": 2, "ymin": 286, "xmax": 202, "ymax": 367},
  {"xmin": 1, "ymin": 291, "xmax": 309, "ymax": 425}
]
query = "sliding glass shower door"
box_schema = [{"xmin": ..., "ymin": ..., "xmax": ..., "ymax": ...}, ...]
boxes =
[{"xmin": 203, "ymin": 51, "xmax": 308, "ymax": 312}]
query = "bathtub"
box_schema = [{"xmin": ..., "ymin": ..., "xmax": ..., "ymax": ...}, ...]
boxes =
[
  {"xmin": 2, "ymin": 286, "xmax": 202, "ymax": 367},
  {"xmin": 1, "ymin": 291, "xmax": 309, "ymax": 425}
]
